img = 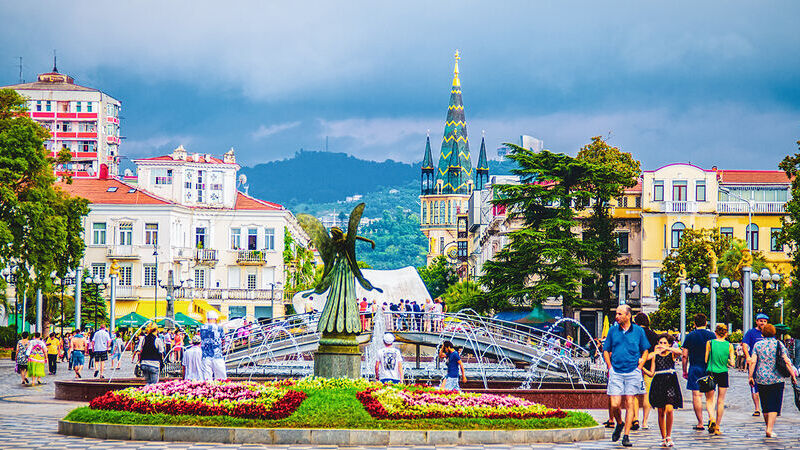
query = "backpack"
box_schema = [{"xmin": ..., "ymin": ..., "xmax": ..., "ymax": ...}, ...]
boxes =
[{"xmin": 15, "ymin": 342, "xmax": 28, "ymax": 365}]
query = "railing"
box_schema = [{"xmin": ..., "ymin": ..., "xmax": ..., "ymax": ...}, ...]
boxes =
[
  {"xmin": 718, "ymin": 201, "xmax": 785, "ymax": 214},
  {"xmin": 106, "ymin": 245, "xmax": 138, "ymax": 258},
  {"xmin": 663, "ymin": 201, "xmax": 697, "ymax": 213},
  {"xmin": 174, "ymin": 287, "xmax": 281, "ymax": 300},
  {"xmin": 115, "ymin": 285, "xmax": 135, "ymax": 298},
  {"xmin": 236, "ymin": 249, "xmax": 265, "ymax": 263},
  {"xmin": 195, "ymin": 248, "xmax": 218, "ymax": 262}
]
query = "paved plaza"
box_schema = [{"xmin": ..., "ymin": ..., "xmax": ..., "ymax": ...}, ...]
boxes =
[{"xmin": 1, "ymin": 357, "xmax": 799, "ymax": 449}]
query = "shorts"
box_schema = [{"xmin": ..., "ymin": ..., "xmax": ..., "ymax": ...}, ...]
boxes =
[
  {"xmin": 757, "ymin": 382, "xmax": 784, "ymax": 415},
  {"xmin": 202, "ymin": 357, "xmax": 227, "ymax": 380},
  {"xmin": 686, "ymin": 365, "xmax": 706, "ymax": 391},
  {"xmin": 607, "ymin": 368, "xmax": 645, "ymax": 396},
  {"xmin": 94, "ymin": 350, "xmax": 108, "ymax": 362},
  {"xmin": 444, "ymin": 377, "xmax": 461, "ymax": 391},
  {"xmin": 71, "ymin": 350, "xmax": 85, "ymax": 366},
  {"xmin": 380, "ymin": 378, "xmax": 400, "ymax": 384},
  {"xmin": 112, "ymin": 352, "xmax": 121, "ymax": 361},
  {"xmin": 708, "ymin": 371, "xmax": 729, "ymax": 388}
]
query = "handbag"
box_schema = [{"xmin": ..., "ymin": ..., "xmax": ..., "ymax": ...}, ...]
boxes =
[
  {"xmin": 775, "ymin": 341, "xmax": 792, "ymax": 378},
  {"xmin": 697, "ymin": 374, "xmax": 716, "ymax": 393}
]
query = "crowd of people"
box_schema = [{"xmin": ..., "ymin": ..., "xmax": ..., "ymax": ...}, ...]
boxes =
[{"xmin": 602, "ymin": 305, "xmax": 798, "ymax": 447}]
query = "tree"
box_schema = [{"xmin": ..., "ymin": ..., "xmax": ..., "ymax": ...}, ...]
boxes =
[
  {"xmin": 441, "ymin": 280, "xmax": 487, "ymax": 314},
  {"xmin": 576, "ymin": 136, "xmax": 641, "ymax": 317},
  {"xmin": 480, "ymin": 147, "xmax": 593, "ymax": 312},
  {"xmin": 357, "ymin": 206, "xmax": 427, "ymax": 269},
  {"xmin": 0, "ymin": 89, "xmax": 89, "ymax": 333},
  {"xmin": 79, "ymin": 281, "xmax": 109, "ymax": 330},
  {"xmin": 417, "ymin": 256, "xmax": 458, "ymax": 299},
  {"xmin": 650, "ymin": 228, "xmax": 780, "ymax": 332},
  {"xmin": 778, "ymin": 139, "xmax": 800, "ymax": 336},
  {"xmin": 283, "ymin": 228, "xmax": 319, "ymax": 300}
]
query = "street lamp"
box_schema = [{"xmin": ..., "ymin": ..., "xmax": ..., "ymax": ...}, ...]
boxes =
[
  {"xmin": 83, "ymin": 275, "xmax": 108, "ymax": 331},
  {"xmin": 159, "ymin": 270, "xmax": 191, "ymax": 322},
  {"xmin": 1, "ymin": 265, "xmax": 19, "ymax": 336},
  {"xmin": 680, "ymin": 282, "xmax": 708, "ymax": 341},
  {"xmin": 266, "ymin": 282, "xmax": 284, "ymax": 321},
  {"xmin": 152, "ymin": 244, "xmax": 158, "ymax": 319},
  {"xmin": 774, "ymin": 298, "xmax": 784, "ymax": 325},
  {"xmin": 714, "ymin": 277, "xmax": 740, "ymax": 328},
  {"xmin": 608, "ymin": 277, "xmax": 638, "ymax": 306},
  {"xmin": 718, "ymin": 186, "xmax": 753, "ymax": 250}
]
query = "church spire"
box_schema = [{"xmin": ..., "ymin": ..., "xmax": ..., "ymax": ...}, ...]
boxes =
[
  {"xmin": 421, "ymin": 131, "xmax": 433, "ymax": 169},
  {"xmin": 435, "ymin": 50, "xmax": 472, "ymax": 194},
  {"xmin": 475, "ymin": 131, "xmax": 489, "ymax": 190},
  {"xmin": 420, "ymin": 131, "xmax": 435, "ymax": 195}
]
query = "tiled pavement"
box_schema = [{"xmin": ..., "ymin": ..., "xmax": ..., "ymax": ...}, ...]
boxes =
[{"xmin": 1, "ymin": 357, "xmax": 799, "ymax": 449}]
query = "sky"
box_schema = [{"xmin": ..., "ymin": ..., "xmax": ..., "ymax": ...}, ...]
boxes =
[{"xmin": 1, "ymin": 1, "xmax": 799, "ymax": 171}]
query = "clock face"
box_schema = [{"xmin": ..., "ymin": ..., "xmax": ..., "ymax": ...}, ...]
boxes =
[{"xmin": 444, "ymin": 243, "xmax": 459, "ymax": 263}]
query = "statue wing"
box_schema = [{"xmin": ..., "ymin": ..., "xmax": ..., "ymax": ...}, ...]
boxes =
[
  {"xmin": 296, "ymin": 213, "xmax": 335, "ymax": 292},
  {"xmin": 342, "ymin": 203, "xmax": 382, "ymax": 292},
  {"xmin": 344, "ymin": 203, "xmax": 365, "ymax": 250}
]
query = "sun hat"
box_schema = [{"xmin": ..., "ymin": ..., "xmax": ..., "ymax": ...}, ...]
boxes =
[{"xmin": 383, "ymin": 333, "xmax": 395, "ymax": 345}]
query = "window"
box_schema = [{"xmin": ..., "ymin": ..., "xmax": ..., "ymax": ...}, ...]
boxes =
[
  {"xmin": 672, "ymin": 180, "xmax": 687, "ymax": 201},
  {"xmin": 184, "ymin": 170, "xmax": 193, "ymax": 189},
  {"xmin": 58, "ymin": 121, "xmax": 72, "ymax": 132},
  {"xmin": 247, "ymin": 228, "xmax": 258, "ymax": 250},
  {"xmin": 36, "ymin": 101, "xmax": 42, "ymax": 112},
  {"xmin": 195, "ymin": 227, "xmax": 206, "ymax": 249},
  {"xmin": 145, "ymin": 223, "xmax": 158, "ymax": 245},
  {"xmin": 143, "ymin": 264, "xmax": 157, "ymax": 286},
  {"xmin": 771, "ymin": 228, "xmax": 782, "ymax": 252},
  {"xmin": 696, "ymin": 180, "xmax": 706, "ymax": 202},
  {"xmin": 91, "ymin": 263, "xmax": 106, "ymax": 280},
  {"xmin": 119, "ymin": 265, "xmax": 132, "ymax": 286},
  {"xmin": 653, "ymin": 180, "xmax": 664, "ymax": 201},
  {"xmin": 194, "ymin": 268, "xmax": 206, "ymax": 288},
  {"xmin": 228, "ymin": 306, "xmax": 246, "ymax": 319},
  {"xmin": 92, "ymin": 222, "xmax": 106, "ymax": 245},
  {"xmin": 247, "ymin": 274, "xmax": 257, "ymax": 290},
  {"xmin": 616, "ymin": 231, "xmax": 630, "ymax": 254},
  {"xmin": 87, "ymin": 102, "xmax": 92, "ymax": 113},
  {"xmin": 119, "ymin": 222, "xmax": 133, "ymax": 245},
  {"xmin": 720, "ymin": 227, "xmax": 734, "ymax": 239},
  {"xmin": 635, "ymin": 196, "xmax": 641, "ymax": 208},
  {"xmin": 264, "ymin": 228, "xmax": 275, "ymax": 250},
  {"xmin": 747, "ymin": 223, "xmax": 759, "ymax": 250},
  {"xmin": 196, "ymin": 170, "xmax": 205, "ymax": 203},
  {"xmin": 671, "ymin": 222, "xmax": 685, "ymax": 248},
  {"xmin": 652, "ymin": 272, "xmax": 662, "ymax": 297},
  {"xmin": 230, "ymin": 228, "xmax": 241, "ymax": 250},
  {"xmin": 439, "ymin": 201, "xmax": 445, "ymax": 224},
  {"xmin": 76, "ymin": 102, "xmax": 82, "ymax": 113},
  {"xmin": 439, "ymin": 237, "xmax": 445, "ymax": 254},
  {"xmin": 106, "ymin": 186, "xmax": 117, "ymax": 192},
  {"xmin": 153, "ymin": 169, "xmax": 173, "ymax": 185},
  {"xmin": 254, "ymin": 306, "xmax": 272, "ymax": 320},
  {"xmin": 46, "ymin": 101, "xmax": 51, "ymax": 112}
]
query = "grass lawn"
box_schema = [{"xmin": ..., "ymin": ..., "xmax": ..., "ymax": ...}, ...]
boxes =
[{"xmin": 66, "ymin": 386, "xmax": 597, "ymax": 430}]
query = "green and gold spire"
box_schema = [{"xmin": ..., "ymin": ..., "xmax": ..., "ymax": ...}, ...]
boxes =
[
  {"xmin": 475, "ymin": 131, "xmax": 489, "ymax": 190},
  {"xmin": 435, "ymin": 50, "xmax": 472, "ymax": 194}
]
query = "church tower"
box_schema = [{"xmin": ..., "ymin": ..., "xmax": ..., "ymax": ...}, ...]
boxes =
[
  {"xmin": 475, "ymin": 133, "xmax": 489, "ymax": 190},
  {"xmin": 419, "ymin": 51, "xmax": 487, "ymax": 268}
]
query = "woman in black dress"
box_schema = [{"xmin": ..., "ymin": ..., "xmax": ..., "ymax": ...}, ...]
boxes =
[{"xmin": 643, "ymin": 333, "xmax": 683, "ymax": 447}]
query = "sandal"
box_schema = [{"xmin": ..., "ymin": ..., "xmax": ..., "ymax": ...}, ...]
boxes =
[
  {"xmin": 631, "ymin": 420, "xmax": 640, "ymax": 431},
  {"xmin": 692, "ymin": 425, "xmax": 704, "ymax": 431},
  {"xmin": 666, "ymin": 437, "xmax": 674, "ymax": 447},
  {"xmin": 603, "ymin": 420, "xmax": 615, "ymax": 428},
  {"xmin": 752, "ymin": 411, "xmax": 761, "ymax": 417}
]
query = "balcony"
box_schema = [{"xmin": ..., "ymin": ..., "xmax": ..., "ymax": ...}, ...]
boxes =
[
  {"xmin": 174, "ymin": 287, "xmax": 281, "ymax": 301},
  {"xmin": 236, "ymin": 249, "xmax": 266, "ymax": 265},
  {"xmin": 718, "ymin": 201, "xmax": 785, "ymax": 214},
  {"xmin": 106, "ymin": 245, "xmax": 139, "ymax": 259},
  {"xmin": 115, "ymin": 285, "xmax": 136, "ymax": 299},
  {"xmin": 665, "ymin": 201, "xmax": 697, "ymax": 213},
  {"xmin": 194, "ymin": 248, "xmax": 218, "ymax": 264}
]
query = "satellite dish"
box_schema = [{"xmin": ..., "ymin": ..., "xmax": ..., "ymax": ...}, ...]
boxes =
[
  {"xmin": 124, "ymin": 169, "xmax": 133, "ymax": 177},
  {"xmin": 238, "ymin": 174, "xmax": 247, "ymax": 186}
]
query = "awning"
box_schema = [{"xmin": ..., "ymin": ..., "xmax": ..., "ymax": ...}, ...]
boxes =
[
  {"xmin": 190, "ymin": 299, "xmax": 226, "ymax": 323},
  {"xmin": 113, "ymin": 300, "xmax": 139, "ymax": 318},
  {"xmin": 116, "ymin": 312, "xmax": 148, "ymax": 328},
  {"xmin": 156, "ymin": 312, "xmax": 202, "ymax": 328}
]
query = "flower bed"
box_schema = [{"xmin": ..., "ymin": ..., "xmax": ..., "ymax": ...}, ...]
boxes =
[
  {"xmin": 89, "ymin": 380, "xmax": 306, "ymax": 420},
  {"xmin": 357, "ymin": 385, "xmax": 567, "ymax": 420}
]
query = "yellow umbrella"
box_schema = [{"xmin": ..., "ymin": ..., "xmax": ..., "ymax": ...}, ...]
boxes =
[{"xmin": 601, "ymin": 315, "xmax": 610, "ymax": 339}]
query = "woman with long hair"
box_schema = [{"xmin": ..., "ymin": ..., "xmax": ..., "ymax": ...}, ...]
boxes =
[
  {"xmin": 749, "ymin": 323, "xmax": 798, "ymax": 437},
  {"xmin": 26, "ymin": 332, "xmax": 48, "ymax": 385},
  {"xmin": 15, "ymin": 332, "xmax": 30, "ymax": 385}
]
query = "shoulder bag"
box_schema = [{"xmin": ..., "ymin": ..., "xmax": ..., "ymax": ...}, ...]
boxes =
[{"xmin": 775, "ymin": 340, "xmax": 792, "ymax": 378}]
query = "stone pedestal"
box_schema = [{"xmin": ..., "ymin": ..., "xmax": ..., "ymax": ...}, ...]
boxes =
[{"xmin": 313, "ymin": 350, "xmax": 361, "ymax": 379}]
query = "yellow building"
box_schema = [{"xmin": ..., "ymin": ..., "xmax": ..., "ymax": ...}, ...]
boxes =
[
  {"xmin": 419, "ymin": 51, "xmax": 489, "ymax": 277},
  {"xmin": 639, "ymin": 163, "xmax": 791, "ymax": 311}
]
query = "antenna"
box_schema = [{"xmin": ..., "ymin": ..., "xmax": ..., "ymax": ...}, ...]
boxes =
[
  {"xmin": 325, "ymin": 136, "xmax": 328, "ymax": 152},
  {"xmin": 18, "ymin": 57, "xmax": 23, "ymax": 83},
  {"xmin": 53, "ymin": 49, "xmax": 58, "ymax": 72}
]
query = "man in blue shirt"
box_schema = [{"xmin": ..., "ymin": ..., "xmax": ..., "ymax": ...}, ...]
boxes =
[
  {"xmin": 199, "ymin": 310, "xmax": 226, "ymax": 380},
  {"xmin": 603, "ymin": 305, "xmax": 649, "ymax": 447},
  {"xmin": 439, "ymin": 340, "xmax": 466, "ymax": 391},
  {"xmin": 681, "ymin": 313, "xmax": 715, "ymax": 431},
  {"xmin": 741, "ymin": 312, "xmax": 769, "ymax": 416}
]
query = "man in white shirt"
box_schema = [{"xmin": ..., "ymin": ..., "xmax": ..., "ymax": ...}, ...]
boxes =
[
  {"xmin": 182, "ymin": 336, "xmax": 204, "ymax": 381},
  {"xmin": 375, "ymin": 333, "xmax": 403, "ymax": 383},
  {"xmin": 423, "ymin": 298, "xmax": 433, "ymax": 332},
  {"xmin": 432, "ymin": 299, "xmax": 444, "ymax": 332},
  {"xmin": 199, "ymin": 311, "xmax": 226, "ymax": 380},
  {"xmin": 91, "ymin": 324, "xmax": 111, "ymax": 378}
]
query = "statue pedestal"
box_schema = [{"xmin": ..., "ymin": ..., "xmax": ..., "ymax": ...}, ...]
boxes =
[{"xmin": 313, "ymin": 333, "xmax": 361, "ymax": 379}]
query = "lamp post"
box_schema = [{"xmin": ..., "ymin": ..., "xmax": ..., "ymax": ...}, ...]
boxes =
[
  {"xmin": 266, "ymin": 282, "xmax": 284, "ymax": 321},
  {"xmin": 774, "ymin": 298, "xmax": 784, "ymax": 325},
  {"xmin": 1, "ymin": 265, "xmax": 19, "ymax": 336},
  {"xmin": 159, "ymin": 270, "xmax": 190, "ymax": 322},
  {"xmin": 608, "ymin": 276, "xmax": 638, "ymax": 306},
  {"xmin": 83, "ymin": 275, "xmax": 108, "ymax": 330},
  {"xmin": 751, "ymin": 268, "xmax": 781, "ymax": 326},
  {"xmin": 715, "ymin": 277, "xmax": 740, "ymax": 329},
  {"xmin": 74, "ymin": 266, "xmax": 82, "ymax": 330},
  {"xmin": 681, "ymin": 282, "xmax": 709, "ymax": 341},
  {"xmin": 152, "ymin": 244, "xmax": 158, "ymax": 319}
]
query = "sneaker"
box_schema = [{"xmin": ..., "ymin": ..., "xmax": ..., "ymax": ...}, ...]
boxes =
[
  {"xmin": 621, "ymin": 435, "xmax": 632, "ymax": 447},
  {"xmin": 612, "ymin": 424, "xmax": 624, "ymax": 442},
  {"xmin": 94, "ymin": 370, "xmax": 99, "ymax": 377}
]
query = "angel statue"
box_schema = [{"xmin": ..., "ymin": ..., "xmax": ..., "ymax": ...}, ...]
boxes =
[{"xmin": 297, "ymin": 203, "xmax": 382, "ymax": 337}]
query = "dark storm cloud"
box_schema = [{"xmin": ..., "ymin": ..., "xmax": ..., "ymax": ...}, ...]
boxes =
[{"xmin": 0, "ymin": 1, "xmax": 798, "ymax": 169}]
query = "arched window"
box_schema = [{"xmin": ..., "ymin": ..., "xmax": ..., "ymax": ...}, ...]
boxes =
[
  {"xmin": 433, "ymin": 202, "xmax": 439, "ymax": 224},
  {"xmin": 439, "ymin": 201, "xmax": 446, "ymax": 224},
  {"xmin": 747, "ymin": 223, "xmax": 759, "ymax": 250},
  {"xmin": 671, "ymin": 222, "xmax": 685, "ymax": 248},
  {"xmin": 422, "ymin": 202, "xmax": 428, "ymax": 224}
]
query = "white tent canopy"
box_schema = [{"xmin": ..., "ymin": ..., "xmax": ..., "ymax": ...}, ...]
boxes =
[{"xmin": 292, "ymin": 266, "xmax": 431, "ymax": 313}]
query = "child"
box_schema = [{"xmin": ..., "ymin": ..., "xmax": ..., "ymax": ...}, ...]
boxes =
[{"xmin": 643, "ymin": 333, "xmax": 683, "ymax": 447}]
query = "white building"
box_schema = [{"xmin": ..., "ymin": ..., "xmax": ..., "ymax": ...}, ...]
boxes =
[
  {"xmin": 59, "ymin": 146, "xmax": 309, "ymax": 323},
  {"xmin": 2, "ymin": 66, "xmax": 121, "ymax": 178}
]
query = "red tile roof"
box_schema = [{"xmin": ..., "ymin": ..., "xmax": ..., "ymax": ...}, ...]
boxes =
[
  {"xmin": 135, "ymin": 155, "xmax": 232, "ymax": 165},
  {"xmin": 624, "ymin": 180, "xmax": 643, "ymax": 193},
  {"xmin": 234, "ymin": 192, "xmax": 283, "ymax": 210},
  {"xmin": 717, "ymin": 170, "xmax": 790, "ymax": 184},
  {"xmin": 57, "ymin": 179, "xmax": 172, "ymax": 205}
]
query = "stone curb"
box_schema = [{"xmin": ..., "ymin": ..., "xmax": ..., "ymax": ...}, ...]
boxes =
[{"xmin": 58, "ymin": 420, "xmax": 604, "ymax": 445}]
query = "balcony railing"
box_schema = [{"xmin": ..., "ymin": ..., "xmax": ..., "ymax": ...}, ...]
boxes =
[
  {"xmin": 236, "ymin": 249, "xmax": 266, "ymax": 264},
  {"xmin": 718, "ymin": 201, "xmax": 786, "ymax": 214},
  {"xmin": 115, "ymin": 285, "xmax": 136, "ymax": 298},
  {"xmin": 174, "ymin": 287, "xmax": 281, "ymax": 301},
  {"xmin": 106, "ymin": 245, "xmax": 139, "ymax": 259},
  {"xmin": 663, "ymin": 201, "xmax": 697, "ymax": 213},
  {"xmin": 194, "ymin": 248, "xmax": 218, "ymax": 263}
]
